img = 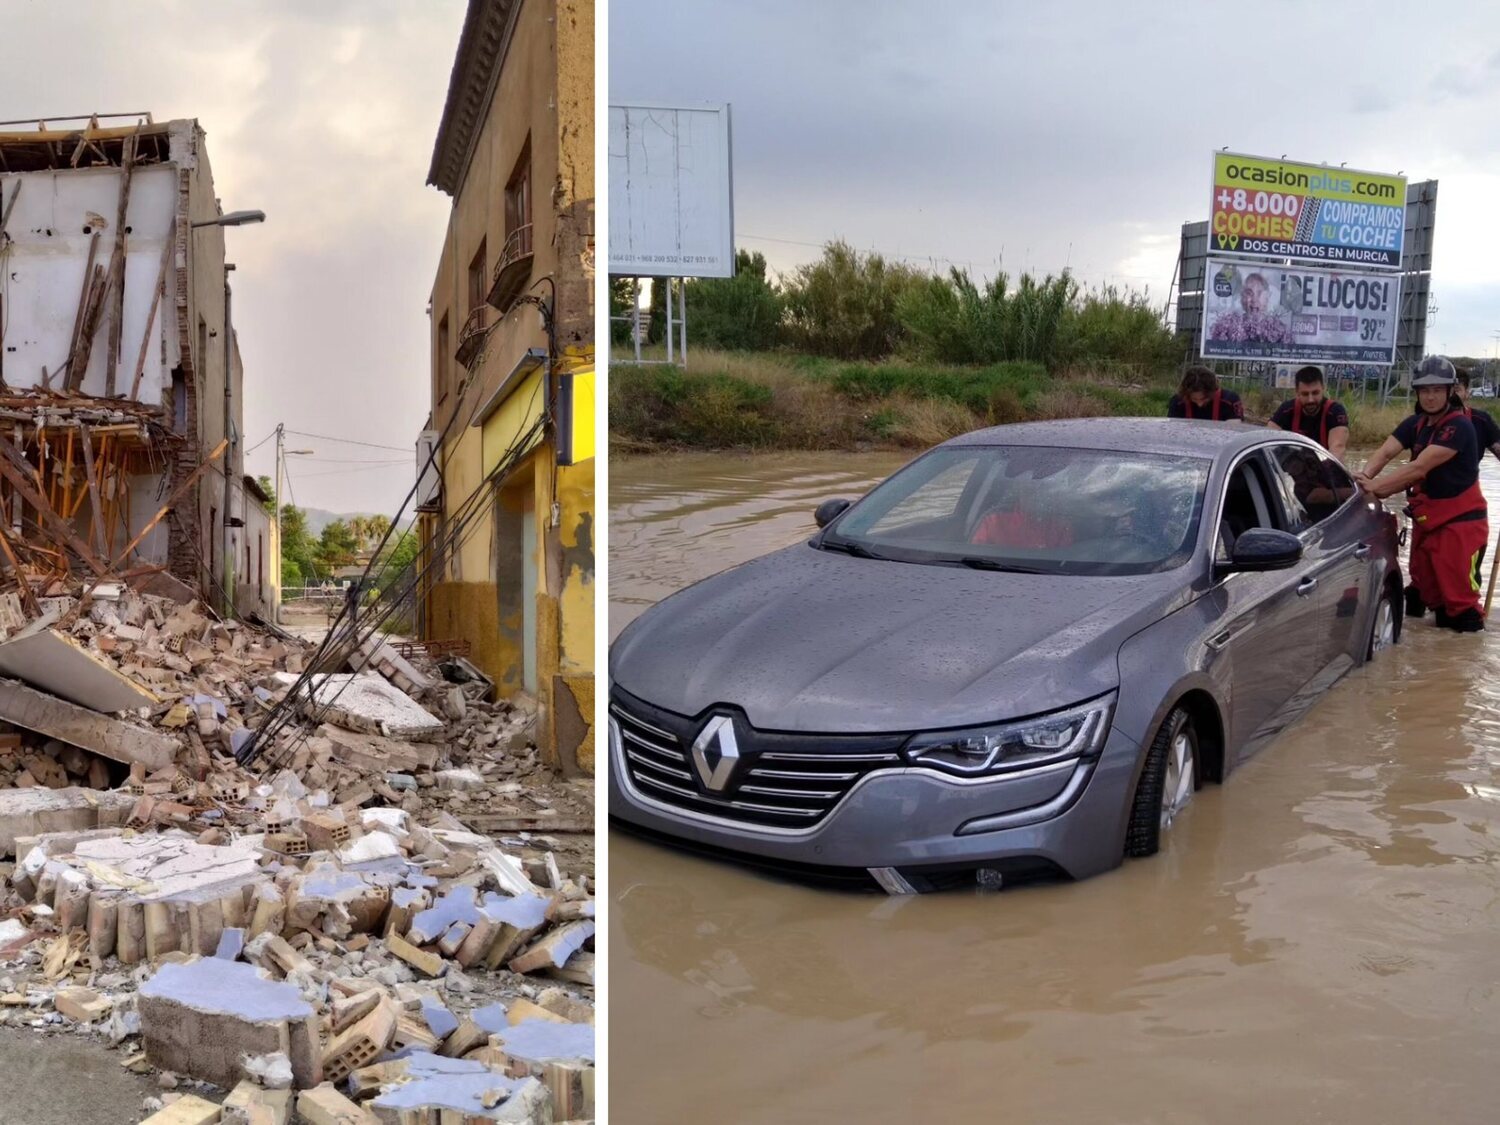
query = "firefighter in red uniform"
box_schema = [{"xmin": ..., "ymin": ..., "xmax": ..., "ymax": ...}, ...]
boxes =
[
  {"xmin": 1356, "ymin": 357, "xmax": 1489, "ymax": 632},
  {"xmin": 1168, "ymin": 365, "xmax": 1244, "ymax": 421},
  {"xmin": 1268, "ymin": 365, "xmax": 1350, "ymax": 461}
]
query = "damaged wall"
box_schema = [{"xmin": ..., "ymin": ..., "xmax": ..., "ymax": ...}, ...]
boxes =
[
  {"xmin": 0, "ymin": 119, "xmax": 248, "ymax": 612},
  {"xmin": 235, "ymin": 476, "xmax": 275, "ymax": 621},
  {"xmin": 0, "ymin": 164, "xmax": 179, "ymax": 403},
  {"xmin": 421, "ymin": 0, "xmax": 595, "ymax": 775}
]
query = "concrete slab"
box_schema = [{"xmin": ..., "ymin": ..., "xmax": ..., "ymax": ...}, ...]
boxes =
[
  {"xmin": 71, "ymin": 832, "xmax": 263, "ymax": 903},
  {"xmin": 0, "ymin": 624, "xmax": 158, "ymax": 712},
  {"xmin": 138, "ymin": 958, "xmax": 320, "ymax": 1089},
  {"xmin": 280, "ymin": 673, "xmax": 443, "ymax": 740},
  {"xmin": 369, "ymin": 1052, "xmax": 545, "ymax": 1122},
  {"xmin": 491, "ymin": 1018, "xmax": 595, "ymax": 1064},
  {"xmin": 0, "ymin": 677, "xmax": 176, "ymax": 770},
  {"xmin": 419, "ymin": 995, "xmax": 459, "ymax": 1040},
  {"xmin": 470, "ymin": 1002, "xmax": 508, "ymax": 1035},
  {"xmin": 0, "ymin": 787, "xmax": 135, "ymax": 856}
]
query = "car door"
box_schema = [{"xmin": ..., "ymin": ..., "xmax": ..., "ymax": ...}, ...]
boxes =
[
  {"xmin": 1262, "ymin": 441, "xmax": 1369, "ymax": 670},
  {"xmin": 1206, "ymin": 449, "xmax": 1330, "ymax": 763}
]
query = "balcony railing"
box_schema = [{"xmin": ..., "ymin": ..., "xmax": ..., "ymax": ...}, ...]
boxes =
[
  {"xmin": 454, "ymin": 305, "xmax": 490, "ymax": 368},
  {"xmin": 486, "ymin": 223, "xmax": 535, "ymax": 312}
]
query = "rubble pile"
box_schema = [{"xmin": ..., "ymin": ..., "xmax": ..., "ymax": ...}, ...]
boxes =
[{"xmin": 0, "ymin": 579, "xmax": 594, "ymax": 1123}]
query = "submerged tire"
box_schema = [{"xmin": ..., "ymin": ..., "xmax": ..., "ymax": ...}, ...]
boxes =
[
  {"xmin": 1366, "ymin": 586, "xmax": 1400, "ymax": 661},
  {"xmin": 1126, "ymin": 707, "xmax": 1197, "ymax": 858}
]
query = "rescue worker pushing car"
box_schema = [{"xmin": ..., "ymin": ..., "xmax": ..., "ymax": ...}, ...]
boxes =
[
  {"xmin": 1268, "ymin": 365, "xmax": 1350, "ymax": 460},
  {"xmin": 1357, "ymin": 356, "xmax": 1489, "ymax": 632},
  {"xmin": 1455, "ymin": 366, "xmax": 1500, "ymax": 461},
  {"xmin": 1167, "ymin": 365, "xmax": 1244, "ymax": 421}
]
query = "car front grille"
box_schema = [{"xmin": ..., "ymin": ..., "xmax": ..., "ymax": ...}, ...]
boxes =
[{"xmin": 610, "ymin": 694, "xmax": 906, "ymax": 830}]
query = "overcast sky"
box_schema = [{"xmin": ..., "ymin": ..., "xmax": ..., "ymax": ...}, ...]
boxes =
[
  {"xmin": 0, "ymin": 0, "xmax": 465, "ymax": 514},
  {"xmin": 612, "ymin": 0, "xmax": 1500, "ymax": 361}
]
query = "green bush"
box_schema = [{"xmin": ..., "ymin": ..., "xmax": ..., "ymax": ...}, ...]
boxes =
[
  {"xmin": 1055, "ymin": 284, "xmax": 1178, "ymax": 371},
  {"xmin": 899, "ymin": 269, "xmax": 1075, "ymax": 366},
  {"xmin": 609, "ymin": 366, "xmax": 777, "ymax": 447},
  {"xmin": 782, "ymin": 241, "xmax": 924, "ymax": 359},
  {"xmin": 682, "ymin": 250, "xmax": 785, "ymax": 350},
  {"xmin": 821, "ymin": 360, "xmax": 1048, "ymax": 415}
]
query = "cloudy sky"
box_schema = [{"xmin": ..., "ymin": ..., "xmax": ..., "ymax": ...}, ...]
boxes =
[
  {"xmin": 612, "ymin": 0, "xmax": 1500, "ymax": 360},
  {"xmin": 0, "ymin": 0, "xmax": 466, "ymax": 514}
]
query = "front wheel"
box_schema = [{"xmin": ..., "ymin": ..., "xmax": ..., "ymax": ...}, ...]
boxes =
[
  {"xmin": 1366, "ymin": 586, "xmax": 1400, "ymax": 661},
  {"xmin": 1125, "ymin": 708, "xmax": 1197, "ymax": 858}
]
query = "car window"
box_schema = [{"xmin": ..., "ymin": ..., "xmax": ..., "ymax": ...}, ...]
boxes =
[
  {"xmin": 861, "ymin": 455, "xmax": 983, "ymax": 534},
  {"xmin": 1216, "ymin": 455, "xmax": 1276, "ymax": 563},
  {"xmin": 1265, "ymin": 442, "xmax": 1357, "ymax": 530},
  {"xmin": 830, "ymin": 445, "xmax": 1210, "ymax": 576}
]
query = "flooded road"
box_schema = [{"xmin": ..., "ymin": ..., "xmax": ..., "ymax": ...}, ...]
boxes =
[{"xmin": 609, "ymin": 450, "xmax": 1500, "ymax": 1124}]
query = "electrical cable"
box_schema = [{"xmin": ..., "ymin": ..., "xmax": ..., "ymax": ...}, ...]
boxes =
[
  {"xmin": 244, "ymin": 430, "xmax": 275, "ymax": 456},
  {"xmin": 282, "ymin": 456, "xmax": 412, "ymax": 465},
  {"xmin": 243, "ymin": 279, "xmax": 559, "ymax": 770},
  {"xmin": 251, "ymin": 412, "xmax": 545, "ymax": 771},
  {"xmin": 238, "ymin": 335, "xmax": 506, "ymax": 765},
  {"xmin": 248, "ymin": 377, "xmax": 547, "ymax": 771},
  {"xmin": 283, "ymin": 429, "xmax": 410, "ymax": 452}
]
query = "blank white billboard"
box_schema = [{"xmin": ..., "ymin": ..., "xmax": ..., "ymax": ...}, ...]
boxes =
[{"xmin": 609, "ymin": 103, "xmax": 734, "ymax": 279}]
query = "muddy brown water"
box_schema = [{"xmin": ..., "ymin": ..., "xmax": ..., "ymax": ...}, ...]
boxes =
[{"xmin": 609, "ymin": 449, "xmax": 1500, "ymax": 1124}]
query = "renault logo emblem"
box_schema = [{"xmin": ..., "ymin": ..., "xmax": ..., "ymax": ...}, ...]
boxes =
[{"xmin": 691, "ymin": 715, "xmax": 740, "ymax": 791}]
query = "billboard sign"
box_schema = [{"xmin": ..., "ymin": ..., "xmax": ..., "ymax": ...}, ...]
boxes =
[
  {"xmin": 1210, "ymin": 153, "xmax": 1406, "ymax": 268},
  {"xmin": 609, "ymin": 103, "xmax": 735, "ymax": 278},
  {"xmin": 1199, "ymin": 258, "xmax": 1400, "ymax": 365}
]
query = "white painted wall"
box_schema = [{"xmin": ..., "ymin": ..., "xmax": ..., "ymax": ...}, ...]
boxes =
[
  {"xmin": 234, "ymin": 478, "xmax": 276, "ymax": 619},
  {"xmin": 0, "ymin": 164, "xmax": 180, "ymax": 403},
  {"xmin": 125, "ymin": 473, "xmax": 170, "ymax": 566}
]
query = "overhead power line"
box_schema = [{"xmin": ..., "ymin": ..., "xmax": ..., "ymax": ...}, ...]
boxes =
[{"xmin": 284, "ymin": 428, "xmax": 411, "ymax": 452}]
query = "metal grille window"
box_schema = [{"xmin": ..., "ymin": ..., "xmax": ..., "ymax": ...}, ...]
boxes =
[
  {"xmin": 467, "ymin": 239, "xmax": 486, "ymax": 312},
  {"xmin": 505, "ymin": 138, "xmax": 532, "ymax": 257}
]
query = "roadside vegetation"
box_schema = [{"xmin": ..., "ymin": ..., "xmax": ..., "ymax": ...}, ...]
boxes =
[
  {"xmin": 611, "ymin": 242, "xmax": 1409, "ymax": 453},
  {"xmin": 254, "ymin": 477, "xmax": 418, "ymax": 592}
]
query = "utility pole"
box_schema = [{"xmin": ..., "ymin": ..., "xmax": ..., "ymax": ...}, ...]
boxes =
[
  {"xmin": 274, "ymin": 428, "xmax": 314, "ymax": 624},
  {"xmin": 274, "ymin": 422, "xmax": 284, "ymax": 623},
  {"xmin": 222, "ymin": 266, "xmax": 234, "ymax": 617}
]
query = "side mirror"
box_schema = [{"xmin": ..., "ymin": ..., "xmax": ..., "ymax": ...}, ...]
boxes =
[
  {"xmin": 814, "ymin": 498, "xmax": 852, "ymax": 528},
  {"xmin": 1222, "ymin": 527, "xmax": 1303, "ymax": 573}
]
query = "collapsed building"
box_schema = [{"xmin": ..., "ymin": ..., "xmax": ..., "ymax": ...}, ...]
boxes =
[
  {"xmin": 0, "ymin": 113, "xmax": 274, "ymax": 619},
  {"xmin": 0, "ymin": 114, "xmax": 594, "ymax": 1124}
]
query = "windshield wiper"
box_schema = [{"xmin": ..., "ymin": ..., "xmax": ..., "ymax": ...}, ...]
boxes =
[
  {"xmin": 817, "ymin": 538, "xmax": 887, "ymax": 560},
  {"xmin": 956, "ymin": 556, "xmax": 1050, "ymax": 574}
]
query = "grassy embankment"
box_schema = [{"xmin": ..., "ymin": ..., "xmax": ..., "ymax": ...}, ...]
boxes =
[{"xmin": 610, "ymin": 349, "xmax": 1408, "ymax": 453}]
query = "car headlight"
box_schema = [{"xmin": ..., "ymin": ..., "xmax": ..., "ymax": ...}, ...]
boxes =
[{"xmin": 904, "ymin": 695, "xmax": 1114, "ymax": 777}]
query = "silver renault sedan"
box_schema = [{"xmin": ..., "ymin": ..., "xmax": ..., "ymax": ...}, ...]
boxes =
[{"xmin": 609, "ymin": 419, "xmax": 1403, "ymax": 893}]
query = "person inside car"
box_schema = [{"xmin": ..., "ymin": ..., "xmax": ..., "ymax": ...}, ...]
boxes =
[
  {"xmin": 1357, "ymin": 356, "xmax": 1488, "ymax": 632},
  {"xmin": 1168, "ymin": 364, "xmax": 1244, "ymax": 422},
  {"xmin": 1269, "ymin": 365, "xmax": 1350, "ymax": 460},
  {"xmin": 969, "ymin": 485, "xmax": 1075, "ymax": 550}
]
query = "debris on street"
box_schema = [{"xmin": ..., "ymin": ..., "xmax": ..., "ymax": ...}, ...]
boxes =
[{"xmin": 0, "ymin": 572, "xmax": 594, "ymax": 1123}]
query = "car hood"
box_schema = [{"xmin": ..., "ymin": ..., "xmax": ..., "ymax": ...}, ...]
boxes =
[{"xmin": 611, "ymin": 542, "xmax": 1190, "ymax": 733}]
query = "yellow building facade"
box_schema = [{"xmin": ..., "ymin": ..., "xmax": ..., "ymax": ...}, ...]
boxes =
[{"xmin": 420, "ymin": 0, "xmax": 595, "ymax": 774}]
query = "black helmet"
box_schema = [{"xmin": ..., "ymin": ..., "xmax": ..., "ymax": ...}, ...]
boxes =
[{"xmin": 1411, "ymin": 356, "xmax": 1457, "ymax": 387}]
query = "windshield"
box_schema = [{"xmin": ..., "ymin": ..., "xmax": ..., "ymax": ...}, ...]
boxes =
[{"xmin": 823, "ymin": 445, "xmax": 1211, "ymax": 576}]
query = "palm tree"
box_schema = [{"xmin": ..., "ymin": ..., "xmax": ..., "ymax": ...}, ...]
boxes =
[
  {"xmin": 348, "ymin": 515, "xmax": 371, "ymax": 553},
  {"xmin": 365, "ymin": 515, "xmax": 392, "ymax": 549}
]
